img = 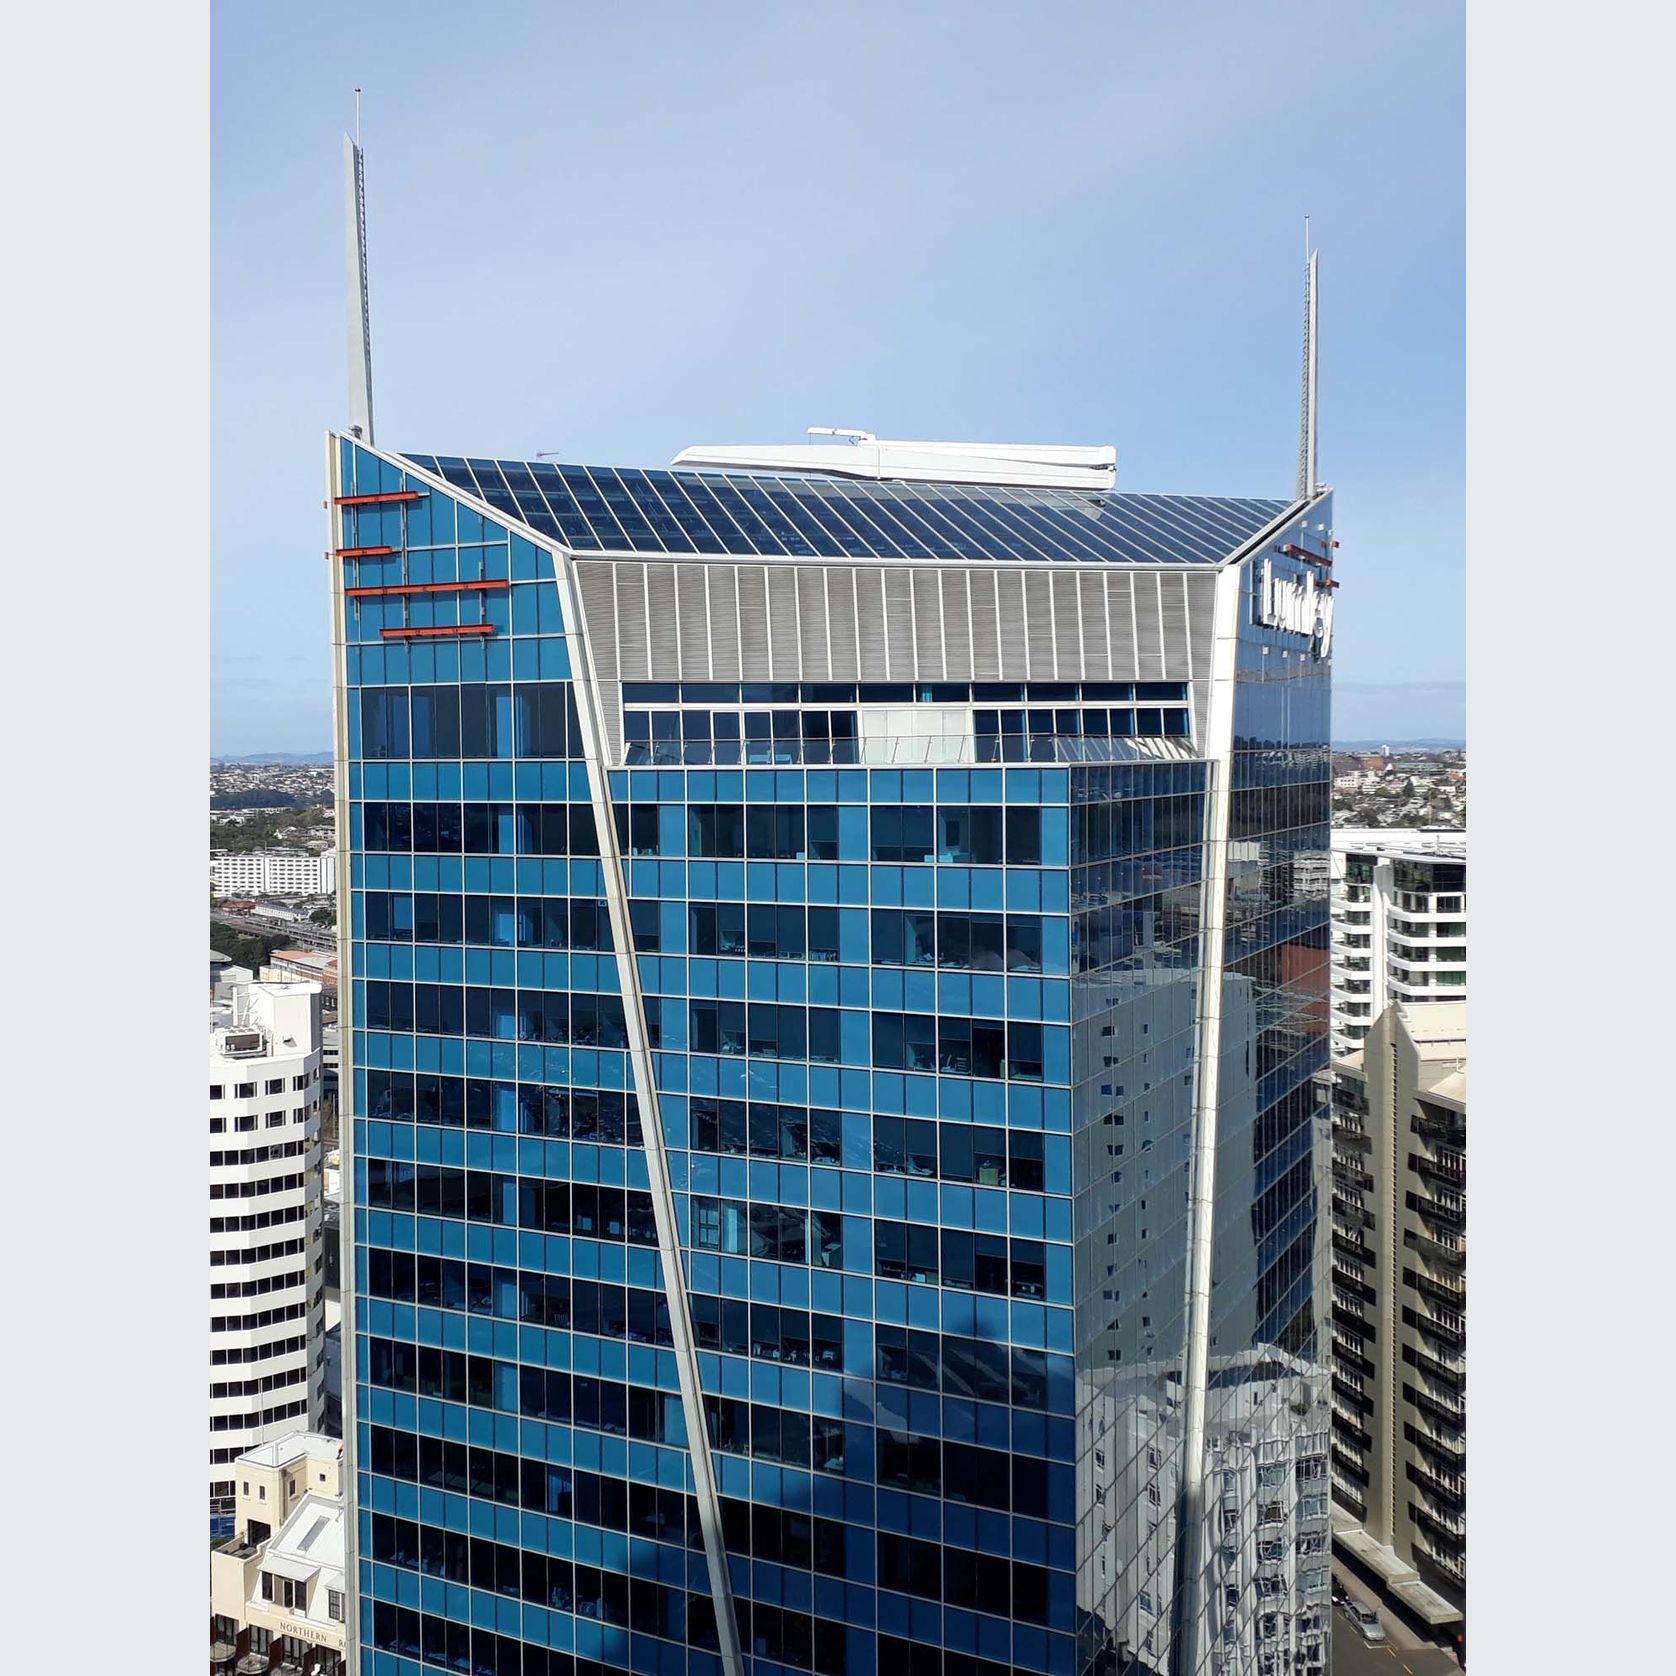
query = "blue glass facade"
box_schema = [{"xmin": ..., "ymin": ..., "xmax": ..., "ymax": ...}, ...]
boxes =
[{"xmin": 334, "ymin": 439, "xmax": 1333, "ymax": 1676}]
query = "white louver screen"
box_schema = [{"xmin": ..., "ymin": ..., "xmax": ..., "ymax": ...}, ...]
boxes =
[
  {"xmin": 569, "ymin": 560, "xmax": 1219, "ymax": 715},
  {"xmin": 707, "ymin": 568, "xmax": 740, "ymax": 679},
  {"xmin": 767, "ymin": 567, "xmax": 801, "ymax": 677}
]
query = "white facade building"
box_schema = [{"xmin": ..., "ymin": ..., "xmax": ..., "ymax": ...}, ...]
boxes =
[
  {"xmin": 212, "ymin": 849, "xmax": 338, "ymax": 899},
  {"xmin": 210, "ymin": 980, "xmax": 327, "ymax": 1533},
  {"xmin": 1329, "ymin": 830, "xmax": 1466, "ymax": 1059}
]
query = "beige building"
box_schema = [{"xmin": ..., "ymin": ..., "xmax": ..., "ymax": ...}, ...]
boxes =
[
  {"xmin": 1328, "ymin": 1001, "xmax": 1465, "ymax": 1637},
  {"xmin": 210, "ymin": 1433, "xmax": 345, "ymax": 1675}
]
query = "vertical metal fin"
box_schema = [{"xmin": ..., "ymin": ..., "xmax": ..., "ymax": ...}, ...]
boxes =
[
  {"xmin": 345, "ymin": 133, "xmax": 375, "ymax": 444},
  {"xmin": 1295, "ymin": 246, "xmax": 1319, "ymax": 500}
]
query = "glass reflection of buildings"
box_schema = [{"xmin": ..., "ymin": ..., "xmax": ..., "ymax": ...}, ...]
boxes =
[{"xmin": 331, "ymin": 439, "xmax": 1334, "ymax": 1676}]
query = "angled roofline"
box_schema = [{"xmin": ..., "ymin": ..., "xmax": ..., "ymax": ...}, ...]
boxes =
[{"xmin": 333, "ymin": 433, "xmax": 1324, "ymax": 571}]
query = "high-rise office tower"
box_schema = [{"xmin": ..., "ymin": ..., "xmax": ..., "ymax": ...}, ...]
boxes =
[
  {"xmin": 331, "ymin": 429, "xmax": 1336, "ymax": 1676},
  {"xmin": 210, "ymin": 977, "xmax": 328, "ymax": 1536},
  {"xmin": 1328, "ymin": 833, "xmax": 1466, "ymax": 1060}
]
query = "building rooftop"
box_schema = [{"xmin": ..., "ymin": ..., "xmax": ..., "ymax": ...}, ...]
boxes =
[
  {"xmin": 1333, "ymin": 827, "xmax": 1467, "ymax": 864},
  {"xmin": 237, "ymin": 1431, "xmax": 342, "ymax": 1471},
  {"xmin": 1334, "ymin": 1001, "xmax": 1466, "ymax": 1099},
  {"xmin": 393, "ymin": 450, "xmax": 1300, "ymax": 568}
]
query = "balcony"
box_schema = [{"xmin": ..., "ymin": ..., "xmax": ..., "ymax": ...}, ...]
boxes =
[
  {"xmin": 1413, "ymin": 1186, "xmax": 1465, "ymax": 1230},
  {"xmin": 1407, "ymin": 1382, "xmax": 1466, "ymax": 1429},
  {"xmin": 1406, "ymin": 1226, "xmax": 1465, "ymax": 1268},
  {"xmin": 1413, "ymin": 1149, "xmax": 1465, "ymax": 1188},
  {"xmin": 1409, "ymin": 1458, "xmax": 1466, "ymax": 1507},
  {"xmin": 1412, "ymin": 1269, "xmax": 1465, "ymax": 1311},
  {"xmin": 1412, "ymin": 1499, "xmax": 1466, "ymax": 1542},
  {"xmin": 1417, "ymin": 1303, "xmax": 1465, "ymax": 1342}
]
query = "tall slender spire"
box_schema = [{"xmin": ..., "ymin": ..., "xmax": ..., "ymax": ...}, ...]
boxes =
[
  {"xmin": 345, "ymin": 119, "xmax": 375, "ymax": 444},
  {"xmin": 1295, "ymin": 230, "xmax": 1319, "ymax": 501}
]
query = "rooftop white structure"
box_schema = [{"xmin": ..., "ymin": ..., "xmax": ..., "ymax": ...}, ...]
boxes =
[{"xmin": 672, "ymin": 431, "xmax": 1118, "ymax": 490}]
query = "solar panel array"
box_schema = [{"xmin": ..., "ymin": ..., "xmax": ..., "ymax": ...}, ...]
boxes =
[{"xmin": 396, "ymin": 453, "xmax": 1291, "ymax": 567}]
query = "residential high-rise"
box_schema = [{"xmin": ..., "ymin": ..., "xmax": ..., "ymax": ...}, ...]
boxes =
[
  {"xmin": 331, "ymin": 434, "xmax": 1336, "ymax": 1676},
  {"xmin": 1327, "ymin": 1001, "xmax": 1465, "ymax": 1639},
  {"xmin": 210, "ymin": 978, "xmax": 328, "ymax": 1535},
  {"xmin": 1328, "ymin": 832, "xmax": 1466, "ymax": 1060}
]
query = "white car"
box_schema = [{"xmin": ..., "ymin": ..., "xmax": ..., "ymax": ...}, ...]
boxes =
[{"xmin": 1342, "ymin": 1600, "xmax": 1386, "ymax": 1645}]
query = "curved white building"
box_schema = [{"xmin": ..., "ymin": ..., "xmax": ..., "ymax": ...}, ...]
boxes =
[{"xmin": 209, "ymin": 979, "xmax": 326, "ymax": 1534}]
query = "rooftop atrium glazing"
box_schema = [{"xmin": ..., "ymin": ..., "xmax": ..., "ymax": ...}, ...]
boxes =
[{"xmin": 395, "ymin": 452, "xmax": 1292, "ymax": 567}]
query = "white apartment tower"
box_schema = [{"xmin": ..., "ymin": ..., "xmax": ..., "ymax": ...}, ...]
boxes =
[
  {"xmin": 209, "ymin": 979, "xmax": 328, "ymax": 1534},
  {"xmin": 212, "ymin": 849, "xmax": 338, "ymax": 899},
  {"xmin": 1329, "ymin": 831, "xmax": 1466, "ymax": 1059}
]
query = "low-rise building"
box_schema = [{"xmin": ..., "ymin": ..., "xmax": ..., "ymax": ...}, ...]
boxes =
[
  {"xmin": 264, "ymin": 949, "xmax": 339, "ymax": 990},
  {"xmin": 210, "ymin": 1432, "xmax": 346, "ymax": 1675}
]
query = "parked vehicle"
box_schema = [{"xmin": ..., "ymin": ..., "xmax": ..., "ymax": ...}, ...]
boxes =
[{"xmin": 1342, "ymin": 1600, "xmax": 1385, "ymax": 1645}]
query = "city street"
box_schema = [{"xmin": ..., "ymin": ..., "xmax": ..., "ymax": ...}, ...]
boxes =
[{"xmin": 1332, "ymin": 1605, "xmax": 1462, "ymax": 1676}]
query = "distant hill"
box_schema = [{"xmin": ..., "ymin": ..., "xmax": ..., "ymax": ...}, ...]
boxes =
[
  {"xmin": 1332, "ymin": 739, "xmax": 1464, "ymax": 751},
  {"xmin": 212, "ymin": 752, "xmax": 334, "ymax": 765}
]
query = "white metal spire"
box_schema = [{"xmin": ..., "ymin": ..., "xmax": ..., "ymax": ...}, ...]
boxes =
[
  {"xmin": 345, "ymin": 123, "xmax": 375, "ymax": 444},
  {"xmin": 1296, "ymin": 234, "xmax": 1319, "ymax": 501}
]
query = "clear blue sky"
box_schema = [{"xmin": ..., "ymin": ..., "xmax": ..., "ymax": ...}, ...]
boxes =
[{"xmin": 212, "ymin": 0, "xmax": 1463, "ymax": 754}]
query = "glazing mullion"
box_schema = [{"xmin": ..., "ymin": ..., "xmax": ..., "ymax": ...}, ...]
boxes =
[
  {"xmin": 463, "ymin": 459, "xmax": 524, "ymax": 528},
  {"xmin": 635, "ymin": 470, "xmax": 728, "ymax": 555},
  {"xmin": 929, "ymin": 488, "xmax": 1063, "ymax": 564},
  {"xmin": 1025, "ymin": 495, "xmax": 1170, "ymax": 565},
  {"xmin": 742, "ymin": 477, "xmax": 848, "ymax": 558},
  {"xmin": 870, "ymin": 481, "xmax": 994, "ymax": 561},
  {"xmin": 729, "ymin": 481, "xmax": 820, "ymax": 558},
  {"xmin": 585, "ymin": 466, "xmax": 670, "ymax": 554},
  {"xmin": 1107, "ymin": 496, "xmax": 1220, "ymax": 566},
  {"xmin": 526, "ymin": 462, "xmax": 609, "ymax": 550},
  {"xmin": 813, "ymin": 484, "xmax": 939, "ymax": 561},
  {"xmin": 777, "ymin": 481, "xmax": 880, "ymax": 559},
  {"xmin": 673, "ymin": 473, "xmax": 773, "ymax": 556},
  {"xmin": 433, "ymin": 456, "xmax": 480, "ymax": 497},
  {"xmin": 692, "ymin": 477, "xmax": 790, "ymax": 557},
  {"xmin": 496, "ymin": 459, "xmax": 569, "ymax": 546},
  {"xmin": 555, "ymin": 464, "xmax": 632, "ymax": 549}
]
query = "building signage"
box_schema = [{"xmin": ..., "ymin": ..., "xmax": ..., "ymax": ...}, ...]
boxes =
[
  {"xmin": 1256, "ymin": 558, "xmax": 1333, "ymax": 659},
  {"xmin": 276, "ymin": 1617, "xmax": 339, "ymax": 1648}
]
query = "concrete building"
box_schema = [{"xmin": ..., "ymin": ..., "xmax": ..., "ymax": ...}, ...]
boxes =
[
  {"xmin": 213, "ymin": 849, "xmax": 338, "ymax": 900},
  {"xmin": 210, "ymin": 1432, "xmax": 346, "ymax": 1675},
  {"xmin": 1329, "ymin": 831, "xmax": 1466, "ymax": 1060},
  {"xmin": 1328, "ymin": 1002, "xmax": 1465, "ymax": 1637},
  {"xmin": 210, "ymin": 979, "xmax": 329, "ymax": 1535}
]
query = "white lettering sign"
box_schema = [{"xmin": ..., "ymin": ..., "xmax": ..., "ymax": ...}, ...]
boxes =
[{"xmin": 1256, "ymin": 559, "xmax": 1333, "ymax": 659}]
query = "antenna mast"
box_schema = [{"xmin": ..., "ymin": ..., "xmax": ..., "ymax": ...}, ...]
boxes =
[
  {"xmin": 345, "ymin": 94, "xmax": 375, "ymax": 444},
  {"xmin": 1295, "ymin": 222, "xmax": 1318, "ymax": 501}
]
